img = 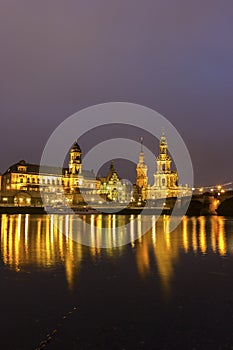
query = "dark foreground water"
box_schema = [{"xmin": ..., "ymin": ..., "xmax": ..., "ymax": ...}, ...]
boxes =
[{"xmin": 1, "ymin": 214, "xmax": 233, "ymax": 350}]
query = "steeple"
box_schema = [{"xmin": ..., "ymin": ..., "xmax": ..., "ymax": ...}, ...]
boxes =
[
  {"xmin": 110, "ymin": 160, "xmax": 115, "ymax": 172},
  {"xmin": 156, "ymin": 130, "xmax": 171, "ymax": 173},
  {"xmin": 159, "ymin": 129, "xmax": 168, "ymax": 157},
  {"xmin": 136, "ymin": 137, "xmax": 148, "ymax": 190},
  {"xmin": 139, "ymin": 137, "xmax": 145, "ymax": 164},
  {"xmin": 106, "ymin": 160, "xmax": 120, "ymax": 183},
  {"xmin": 151, "ymin": 129, "xmax": 178, "ymax": 195}
]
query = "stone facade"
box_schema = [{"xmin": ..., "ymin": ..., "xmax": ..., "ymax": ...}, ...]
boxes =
[
  {"xmin": 0, "ymin": 134, "xmax": 190, "ymax": 207},
  {"xmin": 136, "ymin": 132, "xmax": 191, "ymax": 201}
]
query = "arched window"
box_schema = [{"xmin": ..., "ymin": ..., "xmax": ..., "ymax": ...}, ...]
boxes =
[{"xmin": 162, "ymin": 178, "xmax": 166, "ymax": 186}]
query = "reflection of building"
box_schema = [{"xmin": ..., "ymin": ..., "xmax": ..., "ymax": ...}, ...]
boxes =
[
  {"xmin": 1, "ymin": 214, "xmax": 228, "ymax": 292},
  {"xmin": 135, "ymin": 215, "xmax": 227, "ymax": 294}
]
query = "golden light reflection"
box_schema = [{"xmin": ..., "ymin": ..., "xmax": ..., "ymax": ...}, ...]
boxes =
[
  {"xmin": 135, "ymin": 216, "xmax": 229, "ymax": 295},
  {"xmin": 136, "ymin": 216, "xmax": 181, "ymax": 295},
  {"xmin": 199, "ymin": 217, "xmax": 207, "ymax": 254},
  {"xmin": 0, "ymin": 214, "xmax": 230, "ymax": 293},
  {"xmin": 191, "ymin": 217, "xmax": 198, "ymax": 253},
  {"xmin": 182, "ymin": 216, "xmax": 189, "ymax": 253},
  {"xmin": 217, "ymin": 217, "xmax": 226, "ymax": 256}
]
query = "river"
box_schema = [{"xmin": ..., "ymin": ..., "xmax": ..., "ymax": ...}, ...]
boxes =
[{"xmin": 0, "ymin": 214, "xmax": 233, "ymax": 349}]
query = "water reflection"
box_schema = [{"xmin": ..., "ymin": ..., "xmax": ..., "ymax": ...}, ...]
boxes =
[{"xmin": 0, "ymin": 214, "xmax": 231, "ymax": 292}]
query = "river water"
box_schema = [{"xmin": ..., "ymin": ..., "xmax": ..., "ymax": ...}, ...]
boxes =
[{"xmin": 1, "ymin": 214, "xmax": 233, "ymax": 350}]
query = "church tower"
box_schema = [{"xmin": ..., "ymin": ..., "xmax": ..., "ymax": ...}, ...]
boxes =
[
  {"xmin": 136, "ymin": 138, "xmax": 148, "ymax": 201},
  {"xmin": 136, "ymin": 138, "xmax": 148, "ymax": 188},
  {"xmin": 69, "ymin": 140, "xmax": 82, "ymax": 175},
  {"xmin": 156, "ymin": 131, "xmax": 172, "ymax": 176},
  {"xmin": 151, "ymin": 131, "xmax": 178, "ymax": 198}
]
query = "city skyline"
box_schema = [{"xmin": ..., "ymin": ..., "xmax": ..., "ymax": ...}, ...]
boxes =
[
  {"xmin": 1, "ymin": 1, "xmax": 233, "ymax": 186},
  {"xmin": 1, "ymin": 2, "xmax": 233, "ymax": 350}
]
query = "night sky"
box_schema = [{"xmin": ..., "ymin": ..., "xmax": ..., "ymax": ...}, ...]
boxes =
[{"xmin": 1, "ymin": 0, "xmax": 233, "ymax": 187}]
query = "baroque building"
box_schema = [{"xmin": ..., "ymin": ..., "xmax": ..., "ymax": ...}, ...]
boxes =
[
  {"xmin": 136, "ymin": 131, "xmax": 190, "ymax": 201},
  {"xmin": 0, "ymin": 141, "xmax": 99, "ymax": 206},
  {"xmin": 149, "ymin": 131, "xmax": 180, "ymax": 199},
  {"xmin": 0, "ymin": 141, "xmax": 130, "ymax": 206},
  {"xmin": 0, "ymin": 133, "xmax": 190, "ymax": 207}
]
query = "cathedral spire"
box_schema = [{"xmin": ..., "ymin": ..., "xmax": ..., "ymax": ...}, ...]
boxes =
[
  {"xmin": 140, "ymin": 137, "xmax": 143, "ymax": 153},
  {"xmin": 160, "ymin": 129, "xmax": 167, "ymax": 146},
  {"xmin": 139, "ymin": 137, "xmax": 145, "ymax": 164},
  {"xmin": 136, "ymin": 137, "xmax": 148, "ymax": 192}
]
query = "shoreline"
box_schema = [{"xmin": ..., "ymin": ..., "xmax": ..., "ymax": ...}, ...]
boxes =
[{"xmin": 0, "ymin": 205, "xmax": 230, "ymax": 216}]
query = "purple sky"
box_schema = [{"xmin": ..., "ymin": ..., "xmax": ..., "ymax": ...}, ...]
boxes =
[{"xmin": 1, "ymin": 0, "xmax": 233, "ymax": 187}]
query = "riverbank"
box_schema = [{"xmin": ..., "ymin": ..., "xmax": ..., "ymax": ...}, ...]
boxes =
[{"xmin": 0, "ymin": 204, "xmax": 232, "ymax": 216}]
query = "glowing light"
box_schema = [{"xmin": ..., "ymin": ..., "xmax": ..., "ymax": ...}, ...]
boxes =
[
  {"xmin": 218, "ymin": 217, "xmax": 226, "ymax": 256},
  {"xmin": 182, "ymin": 217, "xmax": 189, "ymax": 253},
  {"xmin": 199, "ymin": 217, "xmax": 207, "ymax": 254}
]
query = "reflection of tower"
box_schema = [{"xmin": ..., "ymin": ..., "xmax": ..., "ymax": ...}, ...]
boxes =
[
  {"xmin": 151, "ymin": 131, "xmax": 178, "ymax": 198},
  {"xmin": 136, "ymin": 138, "xmax": 148, "ymax": 200},
  {"xmin": 69, "ymin": 140, "xmax": 82, "ymax": 175}
]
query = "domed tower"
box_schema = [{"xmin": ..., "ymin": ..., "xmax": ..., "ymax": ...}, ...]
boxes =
[
  {"xmin": 152, "ymin": 130, "xmax": 178, "ymax": 197},
  {"xmin": 156, "ymin": 130, "xmax": 172, "ymax": 175},
  {"xmin": 69, "ymin": 140, "xmax": 82, "ymax": 174}
]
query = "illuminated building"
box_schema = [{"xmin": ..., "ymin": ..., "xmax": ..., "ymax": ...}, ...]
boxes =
[
  {"xmin": 135, "ymin": 138, "xmax": 148, "ymax": 201},
  {"xmin": 149, "ymin": 131, "xmax": 180, "ymax": 198},
  {"xmin": 0, "ymin": 133, "xmax": 190, "ymax": 206},
  {"xmin": 99, "ymin": 161, "xmax": 131, "ymax": 202},
  {"xmin": 0, "ymin": 141, "xmax": 99, "ymax": 206},
  {"xmin": 136, "ymin": 131, "xmax": 191, "ymax": 200}
]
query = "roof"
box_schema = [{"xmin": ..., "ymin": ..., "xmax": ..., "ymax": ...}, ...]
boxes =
[
  {"xmin": 106, "ymin": 161, "xmax": 120, "ymax": 182},
  {"xmin": 3, "ymin": 160, "xmax": 95, "ymax": 179},
  {"xmin": 4, "ymin": 161, "xmax": 67, "ymax": 176},
  {"xmin": 71, "ymin": 141, "xmax": 81, "ymax": 152},
  {"xmin": 81, "ymin": 170, "xmax": 96, "ymax": 179}
]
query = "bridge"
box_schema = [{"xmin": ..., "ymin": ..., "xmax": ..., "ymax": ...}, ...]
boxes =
[{"xmin": 188, "ymin": 190, "xmax": 233, "ymax": 216}]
